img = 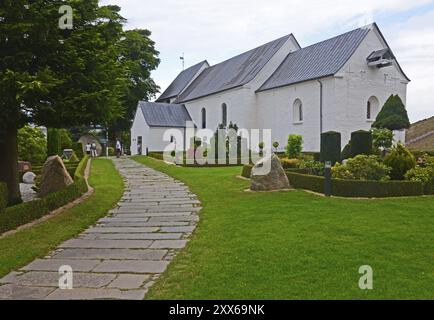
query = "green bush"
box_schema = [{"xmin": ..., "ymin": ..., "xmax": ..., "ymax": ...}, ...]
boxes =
[
  {"xmin": 341, "ymin": 142, "xmax": 352, "ymax": 160},
  {"xmin": 285, "ymin": 134, "xmax": 303, "ymax": 158},
  {"xmin": 372, "ymin": 128, "xmax": 393, "ymax": 154},
  {"xmin": 280, "ymin": 158, "xmax": 300, "ymax": 169},
  {"xmin": 0, "ymin": 182, "xmax": 7, "ymax": 212},
  {"xmin": 241, "ymin": 164, "xmax": 253, "ymax": 179},
  {"xmin": 0, "ymin": 156, "xmax": 89, "ymax": 234},
  {"xmin": 72, "ymin": 142, "xmax": 84, "ymax": 159},
  {"xmin": 17, "ymin": 125, "xmax": 47, "ymax": 164},
  {"xmin": 351, "ymin": 130, "xmax": 372, "ymax": 157},
  {"xmin": 298, "ymin": 160, "xmax": 325, "ymax": 176},
  {"xmin": 320, "ymin": 131, "xmax": 341, "ymax": 165},
  {"xmin": 108, "ymin": 147, "xmax": 115, "ymax": 156},
  {"xmin": 384, "ymin": 143, "xmax": 416, "ymax": 180},
  {"xmin": 405, "ymin": 166, "xmax": 434, "ymax": 195},
  {"xmin": 47, "ymin": 128, "xmax": 61, "ymax": 156},
  {"xmin": 372, "ymin": 95, "xmax": 410, "ymax": 130},
  {"xmin": 286, "ymin": 172, "xmax": 423, "ymax": 198},
  {"xmin": 332, "ymin": 155, "xmax": 391, "ymax": 181}
]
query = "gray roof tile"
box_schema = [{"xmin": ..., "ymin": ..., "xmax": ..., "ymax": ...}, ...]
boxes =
[
  {"xmin": 139, "ymin": 101, "xmax": 192, "ymax": 127},
  {"xmin": 175, "ymin": 35, "xmax": 292, "ymax": 103},
  {"xmin": 156, "ymin": 61, "xmax": 208, "ymax": 102},
  {"xmin": 258, "ymin": 27, "xmax": 370, "ymax": 91}
]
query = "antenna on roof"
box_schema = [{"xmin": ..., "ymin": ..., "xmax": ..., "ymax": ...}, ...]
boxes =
[{"xmin": 180, "ymin": 53, "xmax": 185, "ymax": 70}]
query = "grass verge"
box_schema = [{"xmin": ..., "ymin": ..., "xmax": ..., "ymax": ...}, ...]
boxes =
[
  {"xmin": 133, "ymin": 156, "xmax": 434, "ymax": 299},
  {"xmin": 0, "ymin": 159, "xmax": 123, "ymax": 278}
]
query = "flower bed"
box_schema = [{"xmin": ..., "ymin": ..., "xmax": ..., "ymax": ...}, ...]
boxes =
[{"xmin": 0, "ymin": 156, "xmax": 89, "ymax": 234}]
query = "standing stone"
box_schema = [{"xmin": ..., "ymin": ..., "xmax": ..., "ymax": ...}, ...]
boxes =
[
  {"xmin": 250, "ymin": 154, "xmax": 291, "ymax": 191},
  {"xmin": 38, "ymin": 156, "xmax": 73, "ymax": 197},
  {"xmin": 22, "ymin": 172, "xmax": 36, "ymax": 184}
]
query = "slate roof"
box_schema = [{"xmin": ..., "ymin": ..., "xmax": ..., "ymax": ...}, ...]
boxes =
[
  {"xmin": 156, "ymin": 61, "xmax": 209, "ymax": 102},
  {"xmin": 175, "ymin": 35, "xmax": 293, "ymax": 103},
  {"xmin": 258, "ymin": 27, "xmax": 371, "ymax": 91},
  {"xmin": 139, "ymin": 101, "xmax": 192, "ymax": 127}
]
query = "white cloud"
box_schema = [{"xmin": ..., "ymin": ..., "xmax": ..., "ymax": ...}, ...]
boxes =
[{"xmin": 101, "ymin": 0, "xmax": 434, "ymax": 121}]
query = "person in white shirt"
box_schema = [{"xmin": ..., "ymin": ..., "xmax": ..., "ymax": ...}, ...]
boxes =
[
  {"xmin": 91, "ymin": 142, "xmax": 97, "ymax": 157},
  {"xmin": 85, "ymin": 143, "xmax": 91, "ymax": 156},
  {"xmin": 116, "ymin": 139, "xmax": 122, "ymax": 158}
]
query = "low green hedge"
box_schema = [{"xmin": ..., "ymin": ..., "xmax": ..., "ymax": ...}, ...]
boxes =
[
  {"xmin": 0, "ymin": 156, "xmax": 89, "ymax": 234},
  {"xmin": 0, "ymin": 182, "xmax": 7, "ymax": 212},
  {"xmin": 286, "ymin": 171, "xmax": 424, "ymax": 198}
]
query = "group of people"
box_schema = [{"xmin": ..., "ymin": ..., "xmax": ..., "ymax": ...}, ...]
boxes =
[
  {"xmin": 85, "ymin": 139, "xmax": 123, "ymax": 158},
  {"xmin": 85, "ymin": 142, "xmax": 98, "ymax": 157}
]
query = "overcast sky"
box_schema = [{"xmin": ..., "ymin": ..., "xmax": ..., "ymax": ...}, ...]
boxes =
[{"xmin": 101, "ymin": 0, "xmax": 434, "ymax": 122}]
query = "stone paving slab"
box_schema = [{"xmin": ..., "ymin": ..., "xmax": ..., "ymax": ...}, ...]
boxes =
[
  {"xmin": 0, "ymin": 157, "xmax": 200, "ymax": 300},
  {"xmin": 22, "ymin": 259, "xmax": 101, "ymax": 272},
  {"xmin": 52, "ymin": 248, "xmax": 167, "ymax": 260},
  {"xmin": 93, "ymin": 260, "xmax": 169, "ymax": 273}
]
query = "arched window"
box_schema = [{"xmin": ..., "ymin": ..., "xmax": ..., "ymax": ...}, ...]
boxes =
[
  {"xmin": 366, "ymin": 96, "xmax": 379, "ymax": 120},
  {"xmin": 222, "ymin": 103, "xmax": 228, "ymax": 126},
  {"xmin": 293, "ymin": 99, "xmax": 303, "ymax": 123},
  {"xmin": 201, "ymin": 108, "xmax": 206, "ymax": 129}
]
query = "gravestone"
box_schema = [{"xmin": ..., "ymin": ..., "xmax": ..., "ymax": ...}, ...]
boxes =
[{"xmin": 38, "ymin": 156, "xmax": 74, "ymax": 197}]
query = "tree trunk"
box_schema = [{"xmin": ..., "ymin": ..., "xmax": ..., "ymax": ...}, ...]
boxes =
[{"xmin": 0, "ymin": 125, "xmax": 21, "ymax": 205}]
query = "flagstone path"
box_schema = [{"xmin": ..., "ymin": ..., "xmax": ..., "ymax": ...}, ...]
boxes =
[{"xmin": 0, "ymin": 158, "xmax": 200, "ymax": 300}]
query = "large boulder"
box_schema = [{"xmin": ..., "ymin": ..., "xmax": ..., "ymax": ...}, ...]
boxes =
[
  {"xmin": 38, "ymin": 156, "xmax": 74, "ymax": 197},
  {"xmin": 250, "ymin": 154, "xmax": 291, "ymax": 191}
]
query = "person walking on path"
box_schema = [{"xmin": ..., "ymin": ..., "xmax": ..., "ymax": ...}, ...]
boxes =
[
  {"xmin": 116, "ymin": 139, "xmax": 122, "ymax": 158},
  {"xmin": 85, "ymin": 143, "xmax": 91, "ymax": 156},
  {"xmin": 91, "ymin": 142, "xmax": 97, "ymax": 157}
]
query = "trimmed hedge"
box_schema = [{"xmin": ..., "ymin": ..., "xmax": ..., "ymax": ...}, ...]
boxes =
[
  {"xmin": 286, "ymin": 171, "xmax": 424, "ymax": 198},
  {"xmin": 0, "ymin": 182, "xmax": 7, "ymax": 212},
  {"xmin": 0, "ymin": 156, "xmax": 89, "ymax": 234},
  {"xmin": 351, "ymin": 130, "xmax": 372, "ymax": 157},
  {"xmin": 320, "ymin": 131, "xmax": 341, "ymax": 165}
]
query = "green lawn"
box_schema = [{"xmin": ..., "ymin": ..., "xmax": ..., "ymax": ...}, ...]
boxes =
[
  {"xmin": 133, "ymin": 156, "xmax": 434, "ymax": 300},
  {"xmin": 0, "ymin": 159, "xmax": 123, "ymax": 278}
]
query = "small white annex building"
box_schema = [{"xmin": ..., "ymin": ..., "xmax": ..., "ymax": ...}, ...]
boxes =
[{"xmin": 131, "ymin": 23, "xmax": 409, "ymax": 155}]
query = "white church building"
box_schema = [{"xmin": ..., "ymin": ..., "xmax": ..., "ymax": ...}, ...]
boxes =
[{"xmin": 131, "ymin": 23, "xmax": 409, "ymax": 155}]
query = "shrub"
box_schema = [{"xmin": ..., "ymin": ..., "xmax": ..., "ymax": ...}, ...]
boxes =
[
  {"xmin": 351, "ymin": 130, "xmax": 372, "ymax": 157},
  {"xmin": 371, "ymin": 128, "xmax": 393, "ymax": 154},
  {"xmin": 59, "ymin": 129, "xmax": 73, "ymax": 150},
  {"xmin": 286, "ymin": 172, "xmax": 324, "ymax": 194},
  {"xmin": 47, "ymin": 128, "xmax": 61, "ymax": 156},
  {"xmin": 241, "ymin": 164, "xmax": 253, "ymax": 179},
  {"xmin": 320, "ymin": 131, "xmax": 341, "ymax": 165},
  {"xmin": 405, "ymin": 166, "xmax": 434, "ymax": 195},
  {"xmin": 372, "ymin": 95, "xmax": 410, "ymax": 130},
  {"xmin": 332, "ymin": 155, "xmax": 391, "ymax": 181},
  {"xmin": 72, "ymin": 142, "xmax": 84, "ymax": 159},
  {"xmin": 280, "ymin": 158, "xmax": 300, "ymax": 169},
  {"xmin": 0, "ymin": 182, "xmax": 7, "ymax": 212},
  {"xmin": 108, "ymin": 147, "xmax": 115, "ymax": 156},
  {"xmin": 384, "ymin": 143, "xmax": 416, "ymax": 180},
  {"xmin": 298, "ymin": 160, "xmax": 325, "ymax": 176},
  {"xmin": 17, "ymin": 125, "xmax": 47, "ymax": 164},
  {"xmin": 341, "ymin": 142, "xmax": 352, "ymax": 160},
  {"xmin": 286, "ymin": 134, "xmax": 303, "ymax": 158}
]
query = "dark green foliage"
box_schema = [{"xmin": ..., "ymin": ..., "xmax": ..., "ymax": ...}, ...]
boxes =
[
  {"xmin": 341, "ymin": 142, "xmax": 352, "ymax": 160},
  {"xmin": 372, "ymin": 95, "xmax": 410, "ymax": 130},
  {"xmin": 384, "ymin": 143, "xmax": 416, "ymax": 180},
  {"xmin": 72, "ymin": 142, "xmax": 84, "ymax": 159},
  {"xmin": 0, "ymin": 182, "xmax": 7, "ymax": 212},
  {"xmin": 286, "ymin": 172, "xmax": 423, "ymax": 198},
  {"xmin": 286, "ymin": 134, "xmax": 303, "ymax": 158},
  {"xmin": 351, "ymin": 130, "xmax": 372, "ymax": 157},
  {"xmin": 320, "ymin": 131, "xmax": 341, "ymax": 165},
  {"xmin": 59, "ymin": 129, "xmax": 73, "ymax": 151},
  {"xmin": 17, "ymin": 125, "xmax": 47, "ymax": 164},
  {"xmin": 241, "ymin": 165, "xmax": 253, "ymax": 178},
  {"xmin": 47, "ymin": 128, "xmax": 61, "ymax": 156},
  {"xmin": 0, "ymin": 156, "xmax": 89, "ymax": 234}
]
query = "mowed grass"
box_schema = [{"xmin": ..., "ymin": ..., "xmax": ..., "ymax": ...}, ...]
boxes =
[
  {"xmin": 133, "ymin": 156, "xmax": 434, "ymax": 300},
  {"xmin": 0, "ymin": 159, "xmax": 123, "ymax": 278}
]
